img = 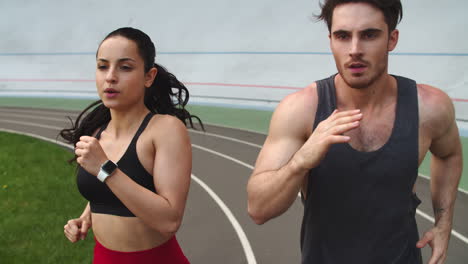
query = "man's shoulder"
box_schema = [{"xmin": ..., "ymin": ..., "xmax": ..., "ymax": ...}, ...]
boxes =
[
  {"xmin": 390, "ymin": 75, "xmax": 447, "ymax": 106},
  {"xmin": 417, "ymin": 83, "xmax": 455, "ymax": 136},
  {"xmin": 417, "ymin": 83, "xmax": 453, "ymax": 113},
  {"xmin": 268, "ymin": 82, "xmax": 319, "ymax": 138},
  {"xmin": 277, "ymin": 82, "xmax": 318, "ymax": 115}
]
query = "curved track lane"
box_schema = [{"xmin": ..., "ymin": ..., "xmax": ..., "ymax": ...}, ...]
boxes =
[{"xmin": 1, "ymin": 106, "xmax": 467, "ymax": 263}]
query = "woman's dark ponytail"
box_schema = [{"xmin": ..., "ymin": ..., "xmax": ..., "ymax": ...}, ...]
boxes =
[{"xmin": 145, "ymin": 63, "xmax": 202, "ymax": 129}]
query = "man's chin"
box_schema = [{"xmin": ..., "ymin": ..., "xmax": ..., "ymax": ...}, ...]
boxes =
[{"xmin": 343, "ymin": 75, "xmax": 371, "ymax": 89}]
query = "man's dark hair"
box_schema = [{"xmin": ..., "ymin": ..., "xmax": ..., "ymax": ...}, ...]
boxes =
[{"xmin": 316, "ymin": 0, "xmax": 403, "ymax": 32}]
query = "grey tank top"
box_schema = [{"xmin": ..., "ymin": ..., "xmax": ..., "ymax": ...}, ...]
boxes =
[{"xmin": 300, "ymin": 75, "xmax": 423, "ymax": 264}]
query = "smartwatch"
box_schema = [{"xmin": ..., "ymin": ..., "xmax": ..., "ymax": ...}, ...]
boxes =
[{"xmin": 97, "ymin": 160, "xmax": 118, "ymax": 182}]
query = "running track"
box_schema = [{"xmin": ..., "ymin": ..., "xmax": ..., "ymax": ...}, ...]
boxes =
[{"xmin": 1, "ymin": 106, "xmax": 467, "ymax": 263}]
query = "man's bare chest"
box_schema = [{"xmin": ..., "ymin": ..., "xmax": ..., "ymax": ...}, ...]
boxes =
[{"xmin": 344, "ymin": 113, "xmax": 395, "ymax": 152}]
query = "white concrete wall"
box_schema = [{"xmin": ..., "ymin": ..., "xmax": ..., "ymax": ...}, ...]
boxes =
[{"xmin": 1, "ymin": 0, "xmax": 467, "ymax": 117}]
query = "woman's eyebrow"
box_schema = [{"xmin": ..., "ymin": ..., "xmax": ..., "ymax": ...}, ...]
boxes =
[{"xmin": 97, "ymin": 58, "xmax": 136, "ymax": 62}]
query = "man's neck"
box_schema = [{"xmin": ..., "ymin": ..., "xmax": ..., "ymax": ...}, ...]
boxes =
[{"xmin": 334, "ymin": 73, "xmax": 397, "ymax": 111}]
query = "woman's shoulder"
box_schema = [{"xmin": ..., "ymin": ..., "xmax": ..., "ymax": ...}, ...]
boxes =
[
  {"xmin": 149, "ymin": 113, "xmax": 187, "ymax": 128},
  {"xmin": 146, "ymin": 114, "xmax": 189, "ymax": 140}
]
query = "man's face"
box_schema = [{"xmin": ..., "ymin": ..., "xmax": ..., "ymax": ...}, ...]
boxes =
[{"xmin": 329, "ymin": 2, "xmax": 398, "ymax": 89}]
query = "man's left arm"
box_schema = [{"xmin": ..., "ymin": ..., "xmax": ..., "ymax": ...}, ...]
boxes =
[{"xmin": 416, "ymin": 85, "xmax": 463, "ymax": 264}]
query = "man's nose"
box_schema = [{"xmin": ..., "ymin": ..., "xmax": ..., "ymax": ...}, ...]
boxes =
[{"xmin": 349, "ymin": 38, "xmax": 363, "ymax": 58}]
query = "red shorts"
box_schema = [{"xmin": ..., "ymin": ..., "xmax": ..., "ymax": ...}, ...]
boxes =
[{"xmin": 93, "ymin": 236, "xmax": 190, "ymax": 264}]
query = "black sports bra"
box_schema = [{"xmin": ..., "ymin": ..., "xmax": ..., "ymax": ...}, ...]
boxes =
[{"xmin": 76, "ymin": 112, "xmax": 156, "ymax": 217}]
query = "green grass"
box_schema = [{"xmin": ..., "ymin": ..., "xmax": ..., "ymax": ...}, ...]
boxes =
[
  {"xmin": 0, "ymin": 132, "xmax": 93, "ymax": 263},
  {"xmin": 187, "ymin": 105, "xmax": 272, "ymax": 133},
  {"xmin": 0, "ymin": 97, "xmax": 96, "ymax": 111}
]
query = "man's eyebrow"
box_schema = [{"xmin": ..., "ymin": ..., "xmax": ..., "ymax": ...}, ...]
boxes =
[
  {"xmin": 331, "ymin": 28, "xmax": 383, "ymax": 37},
  {"xmin": 332, "ymin": 29, "xmax": 350, "ymax": 36},
  {"xmin": 360, "ymin": 28, "xmax": 383, "ymax": 34}
]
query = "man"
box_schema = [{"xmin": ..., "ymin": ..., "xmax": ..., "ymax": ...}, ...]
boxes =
[{"xmin": 247, "ymin": 0, "xmax": 463, "ymax": 263}]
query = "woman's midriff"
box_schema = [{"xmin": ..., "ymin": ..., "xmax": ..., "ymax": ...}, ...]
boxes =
[{"xmin": 91, "ymin": 213, "xmax": 169, "ymax": 252}]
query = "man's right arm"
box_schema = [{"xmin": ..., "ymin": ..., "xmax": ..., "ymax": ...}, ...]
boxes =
[
  {"xmin": 247, "ymin": 84, "xmax": 362, "ymax": 225},
  {"xmin": 247, "ymin": 86, "xmax": 316, "ymax": 225}
]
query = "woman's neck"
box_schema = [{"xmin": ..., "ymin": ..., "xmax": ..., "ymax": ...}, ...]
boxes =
[{"xmin": 107, "ymin": 104, "xmax": 150, "ymax": 138}]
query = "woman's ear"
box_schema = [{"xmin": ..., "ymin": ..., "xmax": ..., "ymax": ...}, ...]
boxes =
[{"xmin": 145, "ymin": 67, "xmax": 158, "ymax": 88}]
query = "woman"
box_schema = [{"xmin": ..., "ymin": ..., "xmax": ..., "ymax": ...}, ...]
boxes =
[{"xmin": 61, "ymin": 27, "xmax": 201, "ymax": 263}]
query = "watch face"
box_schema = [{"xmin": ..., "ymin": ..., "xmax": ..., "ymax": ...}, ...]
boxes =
[{"xmin": 101, "ymin": 160, "xmax": 117, "ymax": 174}]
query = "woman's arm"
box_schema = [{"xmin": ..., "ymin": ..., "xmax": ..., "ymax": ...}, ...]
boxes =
[
  {"xmin": 64, "ymin": 202, "xmax": 92, "ymax": 242},
  {"xmin": 105, "ymin": 116, "xmax": 191, "ymax": 238}
]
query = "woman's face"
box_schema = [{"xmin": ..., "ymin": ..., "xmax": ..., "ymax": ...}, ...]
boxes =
[{"xmin": 95, "ymin": 36, "xmax": 155, "ymax": 110}]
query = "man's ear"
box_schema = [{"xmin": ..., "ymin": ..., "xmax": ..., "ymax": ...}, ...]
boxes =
[{"xmin": 388, "ymin": 29, "xmax": 399, "ymax": 52}]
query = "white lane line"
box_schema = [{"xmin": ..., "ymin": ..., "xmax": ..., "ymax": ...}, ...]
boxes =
[
  {"xmin": 2, "ymin": 119, "xmax": 468, "ymax": 245},
  {"xmin": 4, "ymin": 117, "xmax": 466, "ymax": 196},
  {"xmin": 416, "ymin": 209, "xmax": 468, "ymax": 244},
  {"xmin": 6, "ymin": 111, "xmax": 464, "ymax": 194},
  {"xmin": 0, "ymin": 112, "xmax": 68, "ymax": 122},
  {"xmin": 196, "ymin": 121, "xmax": 267, "ymax": 135},
  {"xmin": 419, "ymin": 173, "xmax": 468, "ymax": 195},
  {"xmin": 190, "ymin": 144, "xmax": 468, "ymax": 246},
  {"xmin": 191, "ymin": 174, "xmax": 257, "ymax": 264},
  {"xmin": 0, "ymin": 107, "xmax": 263, "ymax": 134},
  {"xmin": 191, "ymin": 129, "xmax": 468, "ymax": 196},
  {"xmin": 3, "ymin": 117, "xmax": 468, "ymax": 198},
  {"xmin": 0, "ymin": 107, "xmax": 78, "ymax": 116},
  {"xmin": 419, "ymin": 174, "xmax": 430, "ymax": 180},
  {"xmin": 0, "ymin": 128, "xmax": 70, "ymax": 149},
  {"xmin": 192, "ymin": 144, "xmax": 254, "ymax": 170},
  {"xmin": 0, "ymin": 111, "xmax": 262, "ymax": 148},
  {"xmin": 190, "ymin": 130, "xmax": 263, "ymax": 148},
  {"xmin": 0, "ymin": 118, "xmax": 61, "ymax": 130},
  {"xmin": 0, "ymin": 128, "xmax": 257, "ymax": 264},
  {"xmin": 0, "ymin": 120, "xmax": 258, "ymax": 173}
]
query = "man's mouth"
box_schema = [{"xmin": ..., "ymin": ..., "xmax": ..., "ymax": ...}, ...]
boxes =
[
  {"xmin": 349, "ymin": 63, "xmax": 366, "ymax": 69},
  {"xmin": 348, "ymin": 62, "xmax": 367, "ymax": 73}
]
